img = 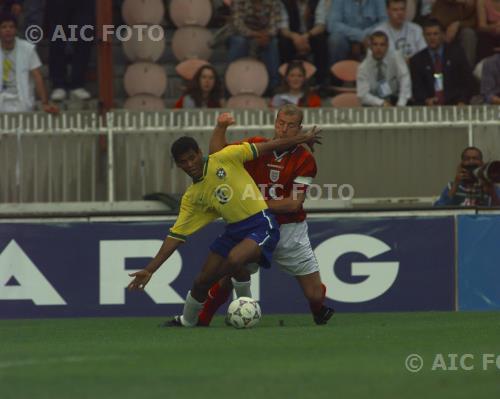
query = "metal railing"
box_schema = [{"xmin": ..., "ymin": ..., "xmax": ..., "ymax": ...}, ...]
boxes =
[{"xmin": 1, "ymin": 106, "xmax": 499, "ymax": 203}]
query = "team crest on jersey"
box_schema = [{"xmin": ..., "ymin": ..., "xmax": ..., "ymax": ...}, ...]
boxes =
[
  {"xmin": 269, "ymin": 169, "xmax": 280, "ymax": 182},
  {"xmin": 216, "ymin": 168, "xmax": 226, "ymax": 179}
]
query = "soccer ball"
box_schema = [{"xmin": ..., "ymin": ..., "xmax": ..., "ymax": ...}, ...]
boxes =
[{"xmin": 226, "ymin": 297, "xmax": 262, "ymax": 329}]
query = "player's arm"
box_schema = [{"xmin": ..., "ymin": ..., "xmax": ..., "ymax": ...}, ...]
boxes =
[
  {"xmin": 266, "ymin": 191, "xmax": 306, "ymax": 214},
  {"xmin": 254, "ymin": 126, "xmax": 322, "ymax": 156},
  {"xmin": 127, "ymin": 236, "xmax": 183, "ymax": 290},
  {"xmin": 209, "ymin": 113, "xmax": 235, "ymax": 154}
]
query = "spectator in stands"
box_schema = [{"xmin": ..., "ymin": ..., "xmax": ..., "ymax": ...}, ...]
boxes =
[
  {"xmin": 0, "ymin": 0, "xmax": 21, "ymax": 16},
  {"xmin": 410, "ymin": 18, "xmax": 473, "ymax": 105},
  {"xmin": 278, "ymin": 0, "xmax": 329, "ymax": 89},
  {"xmin": 228, "ymin": 0, "xmax": 281, "ymax": 91},
  {"xmin": 480, "ymin": 52, "xmax": 500, "ymax": 104},
  {"xmin": 414, "ymin": 0, "xmax": 435, "ymax": 24},
  {"xmin": 0, "ymin": 13, "xmax": 57, "ymax": 113},
  {"xmin": 271, "ymin": 59, "xmax": 321, "ymax": 107},
  {"xmin": 175, "ymin": 65, "xmax": 225, "ymax": 108},
  {"xmin": 326, "ymin": 0, "xmax": 387, "ymax": 66},
  {"xmin": 435, "ymin": 146, "xmax": 500, "ymax": 206},
  {"xmin": 47, "ymin": 0, "xmax": 93, "ymax": 101},
  {"xmin": 477, "ymin": 0, "xmax": 500, "ymax": 61},
  {"xmin": 431, "ymin": 0, "xmax": 477, "ymax": 68},
  {"xmin": 357, "ymin": 31, "xmax": 411, "ymax": 106},
  {"xmin": 375, "ymin": 0, "xmax": 427, "ymax": 61}
]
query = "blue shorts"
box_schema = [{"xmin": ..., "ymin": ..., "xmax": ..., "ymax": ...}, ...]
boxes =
[{"xmin": 210, "ymin": 209, "xmax": 280, "ymax": 269}]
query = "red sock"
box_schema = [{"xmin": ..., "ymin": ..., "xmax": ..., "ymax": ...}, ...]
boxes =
[
  {"xmin": 309, "ymin": 283, "xmax": 327, "ymax": 315},
  {"xmin": 197, "ymin": 282, "xmax": 232, "ymax": 326}
]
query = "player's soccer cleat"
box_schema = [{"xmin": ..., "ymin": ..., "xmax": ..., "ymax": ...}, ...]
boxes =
[
  {"xmin": 159, "ymin": 316, "xmax": 184, "ymax": 327},
  {"xmin": 313, "ymin": 306, "xmax": 335, "ymax": 325}
]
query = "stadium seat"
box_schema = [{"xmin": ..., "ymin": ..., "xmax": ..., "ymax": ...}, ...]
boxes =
[
  {"xmin": 227, "ymin": 94, "xmax": 268, "ymax": 109},
  {"xmin": 124, "ymin": 94, "xmax": 166, "ymax": 110},
  {"xmin": 278, "ymin": 61, "xmax": 316, "ymax": 79},
  {"xmin": 169, "ymin": 0, "xmax": 212, "ymax": 28},
  {"xmin": 330, "ymin": 93, "xmax": 361, "ymax": 108},
  {"xmin": 171, "ymin": 26, "xmax": 214, "ymax": 61},
  {"xmin": 330, "ymin": 60, "xmax": 360, "ymax": 93},
  {"xmin": 124, "ymin": 62, "xmax": 168, "ymax": 97},
  {"xmin": 175, "ymin": 59, "xmax": 210, "ymax": 81},
  {"xmin": 122, "ymin": 29, "xmax": 166, "ymax": 62},
  {"xmin": 225, "ymin": 57, "xmax": 268, "ymax": 96},
  {"xmin": 122, "ymin": 0, "xmax": 164, "ymax": 25}
]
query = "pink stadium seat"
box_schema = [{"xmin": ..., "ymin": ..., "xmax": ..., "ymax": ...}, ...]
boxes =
[
  {"xmin": 169, "ymin": 0, "xmax": 212, "ymax": 28},
  {"xmin": 175, "ymin": 59, "xmax": 210, "ymax": 80},
  {"xmin": 124, "ymin": 62, "xmax": 168, "ymax": 97},
  {"xmin": 122, "ymin": 30, "xmax": 166, "ymax": 62},
  {"xmin": 331, "ymin": 93, "xmax": 361, "ymax": 108},
  {"xmin": 227, "ymin": 94, "xmax": 268, "ymax": 109},
  {"xmin": 225, "ymin": 58, "xmax": 268, "ymax": 96},
  {"xmin": 331, "ymin": 60, "xmax": 359, "ymax": 82},
  {"xmin": 223, "ymin": 0, "xmax": 232, "ymax": 6},
  {"xmin": 122, "ymin": 0, "xmax": 165, "ymax": 25},
  {"xmin": 278, "ymin": 61, "xmax": 316, "ymax": 79},
  {"xmin": 171, "ymin": 26, "xmax": 213, "ymax": 61},
  {"xmin": 124, "ymin": 94, "xmax": 165, "ymax": 110}
]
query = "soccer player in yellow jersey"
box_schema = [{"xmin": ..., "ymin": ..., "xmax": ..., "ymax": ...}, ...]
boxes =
[{"xmin": 127, "ymin": 127, "xmax": 321, "ymax": 327}]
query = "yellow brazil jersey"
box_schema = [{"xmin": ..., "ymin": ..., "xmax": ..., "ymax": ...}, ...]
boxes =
[{"xmin": 168, "ymin": 142, "xmax": 268, "ymax": 242}]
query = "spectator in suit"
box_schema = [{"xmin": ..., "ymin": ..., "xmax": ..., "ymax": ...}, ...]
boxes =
[
  {"xmin": 480, "ymin": 52, "xmax": 500, "ymax": 104},
  {"xmin": 357, "ymin": 30, "xmax": 412, "ymax": 106},
  {"xmin": 228, "ymin": 0, "xmax": 282, "ymax": 91},
  {"xmin": 271, "ymin": 59, "xmax": 321, "ymax": 107},
  {"xmin": 175, "ymin": 65, "xmax": 225, "ymax": 108},
  {"xmin": 435, "ymin": 146, "xmax": 500, "ymax": 206},
  {"xmin": 409, "ymin": 18, "xmax": 474, "ymax": 105},
  {"xmin": 476, "ymin": 0, "xmax": 500, "ymax": 61},
  {"xmin": 0, "ymin": 13, "xmax": 57, "ymax": 113},
  {"xmin": 278, "ymin": 0, "xmax": 329, "ymax": 88},
  {"xmin": 326, "ymin": 0, "xmax": 387, "ymax": 66},
  {"xmin": 431, "ymin": 0, "xmax": 477, "ymax": 68},
  {"xmin": 375, "ymin": 0, "xmax": 427, "ymax": 61}
]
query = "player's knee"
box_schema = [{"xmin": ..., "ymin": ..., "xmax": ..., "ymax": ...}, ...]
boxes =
[{"xmin": 225, "ymin": 253, "xmax": 243, "ymax": 269}]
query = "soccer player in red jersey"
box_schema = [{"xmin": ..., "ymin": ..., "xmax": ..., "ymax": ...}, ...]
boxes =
[{"xmin": 198, "ymin": 104, "xmax": 334, "ymax": 325}]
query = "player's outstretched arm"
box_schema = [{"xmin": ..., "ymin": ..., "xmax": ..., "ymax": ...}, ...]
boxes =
[
  {"xmin": 209, "ymin": 113, "xmax": 235, "ymax": 154},
  {"xmin": 127, "ymin": 236, "xmax": 183, "ymax": 290},
  {"xmin": 267, "ymin": 191, "xmax": 307, "ymax": 214},
  {"xmin": 254, "ymin": 126, "xmax": 322, "ymax": 156}
]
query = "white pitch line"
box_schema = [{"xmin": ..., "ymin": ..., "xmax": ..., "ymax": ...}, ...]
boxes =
[{"xmin": 0, "ymin": 355, "xmax": 123, "ymax": 369}]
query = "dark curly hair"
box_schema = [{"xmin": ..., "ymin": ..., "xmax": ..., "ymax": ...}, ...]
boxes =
[{"xmin": 186, "ymin": 65, "xmax": 224, "ymax": 108}]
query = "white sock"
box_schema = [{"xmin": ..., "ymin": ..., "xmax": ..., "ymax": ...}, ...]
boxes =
[
  {"xmin": 231, "ymin": 278, "xmax": 252, "ymax": 298},
  {"xmin": 180, "ymin": 291, "xmax": 204, "ymax": 327}
]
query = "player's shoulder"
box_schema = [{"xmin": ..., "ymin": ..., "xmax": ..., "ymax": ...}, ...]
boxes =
[
  {"xmin": 246, "ymin": 136, "xmax": 268, "ymax": 144},
  {"xmin": 292, "ymin": 145, "xmax": 316, "ymax": 163}
]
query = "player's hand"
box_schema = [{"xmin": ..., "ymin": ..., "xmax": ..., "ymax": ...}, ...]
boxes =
[
  {"xmin": 217, "ymin": 112, "xmax": 235, "ymax": 128},
  {"xmin": 303, "ymin": 125, "xmax": 322, "ymax": 152},
  {"xmin": 128, "ymin": 269, "xmax": 152, "ymax": 291}
]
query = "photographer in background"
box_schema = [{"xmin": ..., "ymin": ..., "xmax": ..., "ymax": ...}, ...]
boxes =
[{"xmin": 434, "ymin": 147, "xmax": 500, "ymax": 207}]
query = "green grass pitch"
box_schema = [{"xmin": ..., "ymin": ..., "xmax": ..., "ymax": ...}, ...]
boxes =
[{"xmin": 1, "ymin": 312, "xmax": 499, "ymax": 399}]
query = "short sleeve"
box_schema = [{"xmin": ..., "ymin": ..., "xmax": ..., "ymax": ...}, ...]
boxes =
[
  {"xmin": 29, "ymin": 49, "xmax": 42, "ymax": 71},
  {"xmin": 293, "ymin": 153, "xmax": 317, "ymax": 186},
  {"xmin": 213, "ymin": 142, "xmax": 259, "ymax": 164},
  {"xmin": 168, "ymin": 193, "xmax": 218, "ymax": 241}
]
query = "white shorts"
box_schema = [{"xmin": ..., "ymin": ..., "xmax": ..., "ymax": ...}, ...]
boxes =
[{"xmin": 273, "ymin": 221, "xmax": 319, "ymax": 276}]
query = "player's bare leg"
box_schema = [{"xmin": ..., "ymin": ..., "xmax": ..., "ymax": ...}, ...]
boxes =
[
  {"xmin": 295, "ymin": 272, "xmax": 334, "ymax": 325},
  {"xmin": 165, "ymin": 239, "xmax": 262, "ymax": 327}
]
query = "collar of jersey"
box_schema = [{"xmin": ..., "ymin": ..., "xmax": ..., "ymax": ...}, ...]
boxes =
[
  {"xmin": 273, "ymin": 146, "xmax": 299, "ymax": 161},
  {"xmin": 193, "ymin": 157, "xmax": 209, "ymax": 183}
]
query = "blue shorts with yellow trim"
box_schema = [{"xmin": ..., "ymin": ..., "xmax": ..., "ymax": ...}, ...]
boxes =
[{"xmin": 209, "ymin": 209, "xmax": 280, "ymax": 268}]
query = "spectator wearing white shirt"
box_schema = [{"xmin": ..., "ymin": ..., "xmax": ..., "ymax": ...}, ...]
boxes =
[
  {"xmin": 375, "ymin": 0, "xmax": 427, "ymax": 61},
  {"xmin": 0, "ymin": 13, "xmax": 57, "ymax": 113},
  {"xmin": 357, "ymin": 30, "xmax": 412, "ymax": 106}
]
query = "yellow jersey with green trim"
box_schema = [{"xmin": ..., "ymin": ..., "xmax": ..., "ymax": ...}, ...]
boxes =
[{"xmin": 168, "ymin": 142, "xmax": 268, "ymax": 242}]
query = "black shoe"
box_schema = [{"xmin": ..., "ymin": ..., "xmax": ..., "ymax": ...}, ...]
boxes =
[
  {"xmin": 313, "ymin": 306, "xmax": 335, "ymax": 325},
  {"xmin": 159, "ymin": 316, "xmax": 184, "ymax": 327}
]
